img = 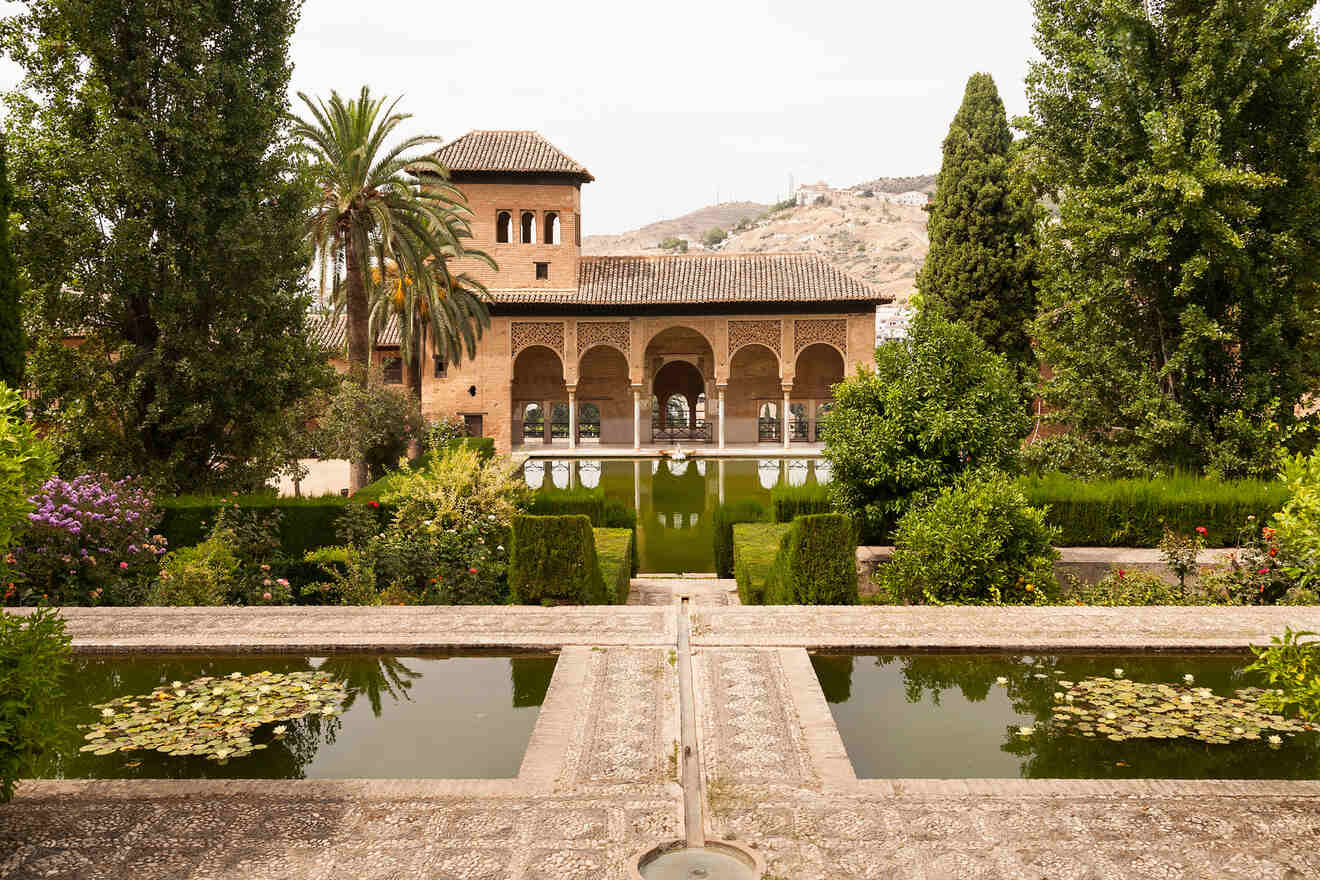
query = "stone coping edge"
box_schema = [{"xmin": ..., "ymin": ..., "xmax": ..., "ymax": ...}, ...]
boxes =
[{"xmin": 15, "ymin": 777, "xmax": 1320, "ymax": 801}]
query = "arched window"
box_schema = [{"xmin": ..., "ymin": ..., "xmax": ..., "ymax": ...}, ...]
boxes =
[
  {"xmin": 521, "ymin": 212, "xmax": 536, "ymax": 244},
  {"xmin": 496, "ymin": 211, "xmax": 511, "ymax": 243},
  {"xmin": 544, "ymin": 212, "xmax": 561, "ymax": 244}
]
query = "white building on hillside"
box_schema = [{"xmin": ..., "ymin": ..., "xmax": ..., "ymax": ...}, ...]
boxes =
[
  {"xmin": 883, "ymin": 191, "xmax": 929, "ymax": 207},
  {"xmin": 794, "ymin": 181, "xmax": 832, "ymax": 206},
  {"xmin": 876, "ymin": 305, "xmax": 913, "ymax": 342}
]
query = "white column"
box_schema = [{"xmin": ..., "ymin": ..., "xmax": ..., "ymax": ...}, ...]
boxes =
[
  {"xmin": 782, "ymin": 389, "xmax": 791, "ymax": 450},
  {"xmin": 633, "ymin": 389, "xmax": 641, "ymax": 450},
  {"xmin": 568, "ymin": 389, "xmax": 577, "ymax": 450},
  {"xmin": 633, "ymin": 459, "xmax": 641, "ymax": 510},
  {"xmin": 718, "ymin": 387, "xmax": 726, "ymax": 449},
  {"xmin": 718, "ymin": 459, "xmax": 725, "ymax": 504}
]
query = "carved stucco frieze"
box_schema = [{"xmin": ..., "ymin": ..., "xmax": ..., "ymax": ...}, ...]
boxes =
[
  {"xmin": 727, "ymin": 319, "xmax": 782, "ymax": 359},
  {"xmin": 793, "ymin": 318, "xmax": 847, "ymax": 357},
  {"xmin": 576, "ymin": 321, "xmax": 630, "ymax": 358},
  {"xmin": 511, "ymin": 321, "xmax": 565, "ymax": 358}
]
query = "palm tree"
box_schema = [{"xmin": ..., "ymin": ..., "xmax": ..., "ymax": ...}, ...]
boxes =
[
  {"xmin": 293, "ymin": 87, "xmax": 488, "ymax": 488},
  {"xmin": 368, "ymin": 222, "xmax": 494, "ymax": 402}
]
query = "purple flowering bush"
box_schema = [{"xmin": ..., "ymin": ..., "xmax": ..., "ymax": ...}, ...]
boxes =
[{"xmin": 8, "ymin": 474, "xmax": 166, "ymax": 606}]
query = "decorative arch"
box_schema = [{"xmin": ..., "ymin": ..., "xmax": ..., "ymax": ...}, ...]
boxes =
[
  {"xmin": 793, "ymin": 318, "xmax": 847, "ymax": 359},
  {"xmin": 728, "ymin": 319, "xmax": 782, "ymax": 363},
  {"xmin": 511, "ymin": 321, "xmax": 565, "ymax": 359},
  {"xmin": 576, "ymin": 321, "xmax": 630, "ymax": 361},
  {"xmin": 793, "ymin": 342, "xmax": 845, "ymax": 398},
  {"xmin": 642, "ymin": 322, "xmax": 716, "ymax": 358}
]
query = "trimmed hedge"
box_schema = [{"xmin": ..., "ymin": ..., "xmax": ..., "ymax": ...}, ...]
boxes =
[
  {"xmin": 712, "ymin": 499, "xmax": 769, "ymax": 578},
  {"xmin": 1018, "ymin": 473, "xmax": 1291, "ymax": 546},
  {"xmin": 443, "ymin": 436, "xmax": 495, "ymax": 462},
  {"xmin": 159, "ymin": 496, "xmax": 353, "ymax": 558},
  {"xmin": 509, "ymin": 515, "xmax": 607, "ymax": 605},
  {"xmin": 732, "ymin": 522, "xmax": 790, "ymax": 605},
  {"xmin": 532, "ymin": 488, "xmax": 639, "ymax": 575},
  {"xmin": 763, "ymin": 513, "xmax": 858, "ymax": 605},
  {"xmin": 770, "ymin": 484, "xmax": 832, "ymax": 523},
  {"xmin": 594, "ymin": 527, "xmax": 635, "ymax": 604}
]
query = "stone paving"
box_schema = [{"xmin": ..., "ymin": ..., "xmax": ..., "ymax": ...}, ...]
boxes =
[{"xmin": 5, "ymin": 603, "xmax": 1320, "ymax": 879}]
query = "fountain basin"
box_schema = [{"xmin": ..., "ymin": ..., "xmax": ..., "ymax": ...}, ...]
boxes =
[{"xmin": 632, "ymin": 839, "xmax": 764, "ymax": 880}]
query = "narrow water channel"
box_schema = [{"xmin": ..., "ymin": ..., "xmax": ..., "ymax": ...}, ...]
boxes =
[{"xmin": 522, "ymin": 457, "xmax": 832, "ymax": 573}]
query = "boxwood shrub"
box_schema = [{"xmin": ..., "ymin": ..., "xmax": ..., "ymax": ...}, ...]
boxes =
[
  {"xmin": 510, "ymin": 515, "xmax": 607, "ymax": 605},
  {"xmin": 713, "ymin": 499, "xmax": 769, "ymax": 578},
  {"xmin": 159, "ymin": 496, "xmax": 354, "ymax": 558},
  {"xmin": 732, "ymin": 522, "xmax": 790, "ymax": 605},
  {"xmin": 1018, "ymin": 473, "xmax": 1290, "ymax": 547},
  {"xmin": 770, "ymin": 484, "xmax": 832, "ymax": 523},
  {"xmin": 532, "ymin": 488, "xmax": 639, "ymax": 575},
  {"xmin": 763, "ymin": 513, "xmax": 858, "ymax": 605},
  {"xmin": 593, "ymin": 527, "xmax": 636, "ymax": 604}
]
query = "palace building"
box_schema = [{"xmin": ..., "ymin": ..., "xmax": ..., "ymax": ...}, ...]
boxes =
[{"xmin": 321, "ymin": 131, "xmax": 890, "ymax": 455}]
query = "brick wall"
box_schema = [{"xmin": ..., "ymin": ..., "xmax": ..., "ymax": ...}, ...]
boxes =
[{"xmin": 446, "ymin": 175, "xmax": 583, "ymax": 289}]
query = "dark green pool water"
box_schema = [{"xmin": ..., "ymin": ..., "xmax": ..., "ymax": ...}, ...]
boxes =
[
  {"xmin": 812, "ymin": 653, "xmax": 1320, "ymax": 779},
  {"xmin": 521, "ymin": 457, "xmax": 831, "ymax": 573},
  {"xmin": 35, "ymin": 654, "xmax": 556, "ymax": 779}
]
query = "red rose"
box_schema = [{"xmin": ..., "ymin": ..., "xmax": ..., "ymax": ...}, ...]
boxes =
[
  {"xmin": 468, "ymin": 567, "xmax": 478, "ymax": 574},
  {"xmin": 1195, "ymin": 526, "xmax": 1207, "ymax": 536},
  {"xmin": 368, "ymin": 500, "xmax": 379, "ymax": 508},
  {"xmin": 1117, "ymin": 569, "xmax": 1125, "ymax": 578}
]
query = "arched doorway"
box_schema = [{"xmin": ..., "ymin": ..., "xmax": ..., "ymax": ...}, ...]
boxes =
[
  {"xmin": 727, "ymin": 344, "xmax": 781, "ymax": 444},
  {"xmin": 577, "ymin": 345, "xmax": 630, "ymax": 444},
  {"xmin": 644, "ymin": 326, "xmax": 714, "ymax": 443},
  {"xmin": 512, "ymin": 345, "xmax": 566, "ymax": 446},
  {"xmin": 793, "ymin": 343, "xmax": 845, "ymax": 442}
]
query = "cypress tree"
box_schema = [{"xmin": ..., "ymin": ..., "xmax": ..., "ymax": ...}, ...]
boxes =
[
  {"xmin": 917, "ymin": 73, "xmax": 1040, "ymax": 375},
  {"xmin": 0, "ymin": 137, "xmax": 22, "ymax": 389}
]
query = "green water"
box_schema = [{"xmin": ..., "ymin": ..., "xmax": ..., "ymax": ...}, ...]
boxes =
[
  {"xmin": 34, "ymin": 653, "xmax": 556, "ymax": 779},
  {"xmin": 521, "ymin": 457, "xmax": 831, "ymax": 573},
  {"xmin": 812, "ymin": 653, "xmax": 1320, "ymax": 779}
]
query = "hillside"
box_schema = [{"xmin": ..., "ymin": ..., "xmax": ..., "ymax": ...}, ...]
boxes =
[
  {"xmin": 850, "ymin": 174, "xmax": 937, "ymax": 196},
  {"xmin": 583, "ymin": 201, "xmax": 771, "ymax": 254},
  {"xmin": 584, "ymin": 190, "xmax": 928, "ymax": 306}
]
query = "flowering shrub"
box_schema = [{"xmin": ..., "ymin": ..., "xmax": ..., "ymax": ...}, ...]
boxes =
[
  {"xmin": 210, "ymin": 501, "xmax": 290, "ymax": 604},
  {"xmin": 10, "ymin": 474, "xmax": 165, "ymax": 606},
  {"xmin": 1246, "ymin": 628, "xmax": 1320, "ymax": 722},
  {"xmin": 1201, "ymin": 519, "xmax": 1305, "ymax": 605},
  {"xmin": 1273, "ymin": 447, "xmax": 1320, "ymax": 592},
  {"xmin": 148, "ymin": 532, "xmax": 238, "ymax": 606},
  {"xmin": 1157, "ymin": 526, "xmax": 1206, "ymax": 592}
]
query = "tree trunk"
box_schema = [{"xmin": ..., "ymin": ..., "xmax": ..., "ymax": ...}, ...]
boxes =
[
  {"xmin": 344, "ymin": 238, "xmax": 371, "ymax": 491},
  {"xmin": 405, "ymin": 341, "xmax": 424, "ymax": 463}
]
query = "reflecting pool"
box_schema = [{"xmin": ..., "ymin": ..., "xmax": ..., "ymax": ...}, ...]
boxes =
[
  {"xmin": 35, "ymin": 653, "xmax": 556, "ymax": 779},
  {"xmin": 522, "ymin": 457, "xmax": 832, "ymax": 573},
  {"xmin": 812, "ymin": 653, "xmax": 1320, "ymax": 779}
]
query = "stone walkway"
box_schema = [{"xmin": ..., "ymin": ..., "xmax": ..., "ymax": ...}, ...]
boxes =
[
  {"xmin": 5, "ymin": 604, "xmax": 1320, "ymax": 879},
  {"xmin": 626, "ymin": 576, "xmax": 738, "ymax": 606}
]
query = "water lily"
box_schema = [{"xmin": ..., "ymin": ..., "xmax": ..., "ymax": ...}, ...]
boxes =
[
  {"xmin": 273, "ymin": 725, "xmax": 287, "ymax": 736},
  {"xmin": 1268, "ymin": 735, "xmax": 1282, "ymax": 746},
  {"xmin": 1113, "ymin": 668, "xmax": 1124, "ymax": 678},
  {"xmin": 1053, "ymin": 692, "xmax": 1064, "ymax": 701},
  {"xmin": 1018, "ymin": 726, "xmax": 1035, "ymax": 736},
  {"xmin": 171, "ymin": 681, "xmax": 182, "ymax": 689},
  {"xmin": 1183, "ymin": 674, "xmax": 1194, "ymax": 684},
  {"xmin": 101, "ymin": 707, "xmax": 114, "ymax": 717},
  {"xmin": 174, "ymin": 690, "xmax": 186, "ymax": 698},
  {"xmin": 995, "ymin": 676, "xmax": 1008, "ymax": 685},
  {"xmin": 1180, "ymin": 695, "xmax": 1193, "ymax": 704}
]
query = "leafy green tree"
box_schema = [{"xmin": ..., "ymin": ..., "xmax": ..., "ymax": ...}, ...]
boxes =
[
  {"xmin": 0, "ymin": 607, "xmax": 70, "ymax": 802},
  {"xmin": 917, "ymin": 73, "xmax": 1040, "ymax": 374},
  {"xmin": 1022, "ymin": 0, "xmax": 1320, "ymax": 478},
  {"xmin": 294, "ymin": 88, "xmax": 489, "ymax": 489},
  {"xmin": 315, "ymin": 372, "xmax": 423, "ymax": 483},
  {"xmin": 0, "ymin": 385, "xmax": 53, "ymax": 560},
  {"xmin": 1, "ymin": 0, "xmax": 335, "ymax": 491},
  {"xmin": 0, "ymin": 138, "xmax": 22, "ymax": 389},
  {"xmin": 702, "ymin": 227, "xmax": 727, "ymax": 248},
  {"xmin": 820, "ymin": 314, "xmax": 1029, "ymax": 540}
]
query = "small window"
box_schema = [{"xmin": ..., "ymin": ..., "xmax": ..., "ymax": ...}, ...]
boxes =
[
  {"xmin": 544, "ymin": 212, "xmax": 560, "ymax": 244},
  {"xmin": 535, "ymin": 262, "xmax": 549, "ymax": 280},
  {"xmin": 433, "ymin": 355, "xmax": 447, "ymax": 378},
  {"xmin": 382, "ymin": 357, "xmax": 403, "ymax": 384},
  {"xmin": 574, "ymin": 213, "xmax": 581, "ymax": 246},
  {"xmin": 496, "ymin": 211, "xmax": 511, "ymax": 243},
  {"xmin": 520, "ymin": 211, "xmax": 536, "ymax": 244}
]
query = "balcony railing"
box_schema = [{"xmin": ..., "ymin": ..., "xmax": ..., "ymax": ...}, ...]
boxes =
[
  {"xmin": 789, "ymin": 418, "xmax": 810, "ymax": 442},
  {"xmin": 652, "ymin": 420, "xmax": 712, "ymax": 443},
  {"xmin": 758, "ymin": 419, "xmax": 780, "ymax": 442}
]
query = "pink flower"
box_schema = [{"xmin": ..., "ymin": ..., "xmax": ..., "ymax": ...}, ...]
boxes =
[
  {"xmin": 1258, "ymin": 568, "xmax": 1270, "ymax": 575},
  {"xmin": 262, "ymin": 592, "xmax": 272, "ymax": 601},
  {"xmin": 119, "ymin": 561, "xmax": 128, "ymax": 569},
  {"xmin": 276, "ymin": 578, "xmax": 289, "ymax": 587}
]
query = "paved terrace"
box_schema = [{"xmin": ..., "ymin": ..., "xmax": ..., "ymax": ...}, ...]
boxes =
[{"xmin": 5, "ymin": 603, "xmax": 1320, "ymax": 880}]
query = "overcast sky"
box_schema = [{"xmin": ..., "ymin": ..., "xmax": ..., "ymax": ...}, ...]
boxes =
[{"xmin": 15, "ymin": 0, "xmax": 1274, "ymax": 234}]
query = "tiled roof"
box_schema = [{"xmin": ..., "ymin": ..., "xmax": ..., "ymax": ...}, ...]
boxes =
[
  {"xmin": 307, "ymin": 313, "xmax": 401, "ymax": 350},
  {"xmin": 489, "ymin": 254, "xmax": 888, "ymax": 306},
  {"xmin": 431, "ymin": 130, "xmax": 594, "ymax": 181}
]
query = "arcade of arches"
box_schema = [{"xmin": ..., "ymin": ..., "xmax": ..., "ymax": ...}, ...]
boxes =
[{"xmin": 497, "ymin": 316, "xmax": 860, "ymax": 450}]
